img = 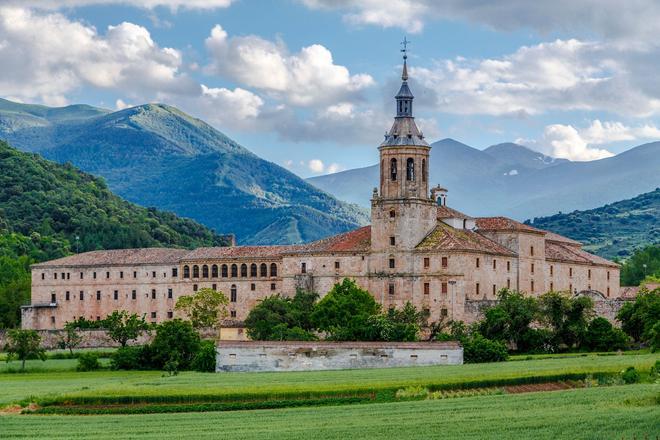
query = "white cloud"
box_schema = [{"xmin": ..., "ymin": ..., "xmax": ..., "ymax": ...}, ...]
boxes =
[
  {"xmin": 204, "ymin": 25, "xmax": 374, "ymax": 106},
  {"xmin": 2, "ymin": 1, "xmax": 234, "ymax": 11},
  {"xmin": 115, "ymin": 99, "xmax": 133, "ymax": 110},
  {"xmin": 519, "ymin": 120, "xmax": 660, "ymax": 161},
  {"xmin": 308, "ymin": 159, "xmax": 325, "ymax": 173},
  {"xmin": 412, "ymin": 39, "xmax": 660, "ymax": 118},
  {"xmin": 305, "ymin": 159, "xmax": 345, "ymax": 175},
  {"xmin": 326, "ymin": 163, "xmax": 344, "ymax": 174},
  {"xmin": 200, "ymin": 85, "xmax": 263, "ymax": 120}
]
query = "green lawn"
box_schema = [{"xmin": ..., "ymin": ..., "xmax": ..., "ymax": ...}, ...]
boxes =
[
  {"xmin": 1, "ymin": 352, "xmax": 657, "ymax": 406},
  {"xmin": 2, "ymin": 385, "xmax": 658, "ymax": 439}
]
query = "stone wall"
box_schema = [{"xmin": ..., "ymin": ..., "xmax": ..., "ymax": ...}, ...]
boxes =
[{"xmin": 216, "ymin": 341, "xmax": 463, "ymax": 372}]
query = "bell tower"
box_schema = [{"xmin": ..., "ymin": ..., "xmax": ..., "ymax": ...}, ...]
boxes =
[{"xmin": 371, "ymin": 39, "xmax": 437, "ymax": 253}]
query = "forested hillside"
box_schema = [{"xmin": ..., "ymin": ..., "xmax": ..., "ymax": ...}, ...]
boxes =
[
  {"xmin": 0, "ymin": 140, "xmax": 229, "ymax": 328},
  {"xmin": 526, "ymin": 189, "xmax": 660, "ymax": 259}
]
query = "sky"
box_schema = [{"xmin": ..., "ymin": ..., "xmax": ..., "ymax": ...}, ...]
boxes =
[{"xmin": 1, "ymin": 0, "xmax": 660, "ymax": 177}]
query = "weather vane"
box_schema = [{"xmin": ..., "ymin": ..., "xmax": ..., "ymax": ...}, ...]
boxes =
[{"xmin": 401, "ymin": 37, "xmax": 410, "ymax": 58}]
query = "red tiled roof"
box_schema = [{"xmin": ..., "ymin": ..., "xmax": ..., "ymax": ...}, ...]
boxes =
[
  {"xmin": 182, "ymin": 245, "xmax": 300, "ymax": 260},
  {"xmin": 417, "ymin": 222, "xmax": 516, "ymax": 256},
  {"xmin": 32, "ymin": 248, "xmax": 189, "ymax": 268},
  {"xmin": 476, "ymin": 217, "xmax": 545, "ymax": 234},
  {"xmin": 542, "ymin": 230, "xmax": 582, "ymax": 246},
  {"xmin": 292, "ymin": 226, "xmax": 371, "ymax": 254},
  {"xmin": 545, "ymin": 241, "xmax": 618, "ymax": 268},
  {"xmin": 437, "ymin": 205, "xmax": 473, "ymax": 219}
]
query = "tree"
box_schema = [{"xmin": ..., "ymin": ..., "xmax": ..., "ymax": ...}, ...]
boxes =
[
  {"xmin": 175, "ymin": 288, "xmax": 229, "ymax": 330},
  {"xmin": 617, "ymin": 288, "xmax": 660, "ymax": 344},
  {"xmin": 311, "ymin": 278, "xmax": 380, "ymax": 341},
  {"xmin": 149, "ymin": 319, "xmax": 201, "ymax": 370},
  {"xmin": 60, "ymin": 322, "xmax": 83, "ymax": 355},
  {"xmin": 583, "ymin": 317, "xmax": 628, "ymax": 352},
  {"xmin": 479, "ymin": 289, "xmax": 538, "ymax": 350},
  {"xmin": 4, "ymin": 329, "xmax": 46, "ymax": 370},
  {"xmin": 244, "ymin": 290, "xmax": 318, "ymax": 341},
  {"xmin": 103, "ymin": 310, "xmax": 149, "ymax": 347},
  {"xmin": 365, "ymin": 302, "xmax": 427, "ymax": 342},
  {"xmin": 620, "ymin": 245, "xmax": 660, "ymax": 286},
  {"xmin": 538, "ymin": 291, "xmax": 594, "ymax": 349}
]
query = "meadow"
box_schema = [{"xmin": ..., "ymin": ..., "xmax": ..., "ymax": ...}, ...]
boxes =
[{"xmin": 1, "ymin": 385, "xmax": 658, "ymax": 439}]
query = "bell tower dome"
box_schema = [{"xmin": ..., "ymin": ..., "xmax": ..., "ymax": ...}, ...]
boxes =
[{"xmin": 371, "ymin": 39, "xmax": 437, "ymax": 253}]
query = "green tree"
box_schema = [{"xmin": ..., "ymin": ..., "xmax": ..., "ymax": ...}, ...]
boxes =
[
  {"xmin": 60, "ymin": 322, "xmax": 83, "ymax": 355},
  {"xmin": 103, "ymin": 311, "xmax": 149, "ymax": 347},
  {"xmin": 244, "ymin": 290, "xmax": 318, "ymax": 341},
  {"xmin": 538, "ymin": 291, "xmax": 594, "ymax": 349},
  {"xmin": 479, "ymin": 289, "xmax": 538, "ymax": 350},
  {"xmin": 583, "ymin": 317, "xmax": 628, "ymax": 352},
  {"xmin": 149, "ymin": 319, "xmax": 201, "ymax": 370},
  {"xmin": 616, "ymin": 288, "xmax": 660, "ymax": 344},
  {"xmin": 366, "ymin": 302, "xmax": 427, "ymax": 342},
  {"xmin": 175, "ymin": 288, "xmax": 229, "ymax": 330},
  {"xmin": 620, "ymin": 245, "xmax": 660, "ymax": 286},
  {"xmin": 311, "ymin": 278, "xmax": 380, "ymax": 341},
  {"xmin": 3, "ymin": 329, "xmax": 46, "ymax": 370}
]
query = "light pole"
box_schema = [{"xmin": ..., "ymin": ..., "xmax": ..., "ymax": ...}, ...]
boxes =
[{"xmin": 448, "ymin": 280, "xmax": 457, "ymax": 320}]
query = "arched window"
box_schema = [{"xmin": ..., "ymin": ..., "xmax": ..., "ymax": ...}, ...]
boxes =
[
  {"xmin": 192, "ymin": 265, "xmax": 199, "ymax": 278},
  {"xmin": 240, "ymin": 264, "xmax": 248, "ymax": 277},
  {"xmin": 183, "ymin": 265, "xmax": 190, "ymax": 278},
  {"xmin": 270, "ymin": 263, "xmax": 278, "ymax": 277},
  {"xmin": 422, "ymin": 159, "xmax": 426, "ymax": 182},
  {"xmin": 406, "ymin": 158, "xmax": 415, "ymax": 181},
  {"xmin": 230, "ymin": 285, "xmax": 237, "ymax": 303},
  {"xmin": 260, "ymin": 263, "xmax": 268, "ymax": 277},
  {"xmin": 221, "ymin": 264, "xmax": 228, "ymax": 278},
  {"xmin": 202, "ymin": 265, "xmax": 209, "ymax": 278},
  {"xmin": 250, "ymin": 263, "xmax": 257, "ymax": 277},
  {"xmin": 211, "ymin": 264, "xmax": 218, "ymax": 278},
  {"xmin": 231, "ymin": 264, "xmax": 238, "ymax": 278},
  {"xmin": 390, "ymin": 158, "xmax": 397, "ymax": 181}
]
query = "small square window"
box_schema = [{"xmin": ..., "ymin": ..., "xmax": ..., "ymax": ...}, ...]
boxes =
[
  {"xmin": 167, "ymin": 311, "xmax": 173, "ymax": 319},
  {"xmin": 230, "ymin": 310, "xmax": 237, "ymax": 318},
  {"xmin": 441, "ymin": 308, "xmax": 448, "ymax": 317},
  {"xmin": 172, "ymin": 268, "xmax": 178, "ymax": 277},
  {"xmin": 389, "ymin": 210, "xmax": 396, "ymax": 218},
  {"xmin": 193, "ymin": 284, "xmax": 198, "ymax": 292},
  {"xmin": 271, "ymin": 283, "xmax": 276, "ymax": 291},
  {"xmin": 335, "ymin": 261, "xmax": 340, "ymax": 269},
  {"xmin": 151, "ymin": 312, "xmax": 157, "ymax": 319},
  {"xmin": 251, "ymin": 283, "xmax": 256, "ymax": 291},
  {"xmin": 212, "ymin": 284, "xmax": 217, "ymax": 290}
]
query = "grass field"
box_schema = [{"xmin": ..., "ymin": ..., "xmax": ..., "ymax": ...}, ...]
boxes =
[
  {"xmin": 1, "ymin": 352, "xmax": 657, "ymax": 406},
  {"xmin": 2, "ymin": 385, "xmax": 658, "ymax": 439}
]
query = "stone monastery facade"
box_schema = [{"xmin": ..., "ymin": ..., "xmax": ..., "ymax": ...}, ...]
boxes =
[{"xmin": 23, "ymin": 55, "xmax": 621, "ymax": 332}]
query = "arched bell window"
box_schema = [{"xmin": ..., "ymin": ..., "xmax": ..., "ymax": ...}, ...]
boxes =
[
  {"xmin": 260, "ymin": 263, "xmax": 268, "ymax": 277},
  {"xmin": 211, "ymin": 264, "xmax": 218, "ymax": 278},
  {"xmin": 231, "ymin": 264, "xmax": 238, "ymax": 278},
  {"xmin": 221, "ymin": 264, "xmax": 228, "ymax": 278},
  {"xmin": 390, "ymin": 158, "xmax": 397, "ymax": 181},
  {"xmin": 250, "ymin": 263, "xmax": 257, "ymax": 277},
  {"xmin": 406, "ymin": 158, "xmax": 415, "ymax": 181},
  {"xmin": 240, "ymin": 264, "xmax": 248, "ymax": 277},
  {"xmin": 202, "ymin": 265, "xmax": 209, "ymax": 278},
  {"xmin": 192, "ymin": 265, "xmax": 200, "ymax": 278},
  {"xmin": 183, "ymin": 265, "xmax": 190, "ymax": 278},
  {"xmin": 270, "ymin": 263, "xmax": 278, "ymax": 277}
]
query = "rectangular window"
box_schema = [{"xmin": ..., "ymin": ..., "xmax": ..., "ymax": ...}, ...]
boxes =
[
  {"xmin": 79, "ymin": 291, "xmax": 84, "ymax": 301},
  {"xmin": 133, "ymin": 271, "xmax": 137, "ymax": 278},
  {"xmin": 442, "ymin": 257, "xmax": 448, "ymax": 268},
  {"xmin": 607, "ymin": 287, "xmax": 610, "ymax": 297},
  {"xmin": 607, "ymin": 271, "xmax": 610, "ymax": 280},
  {"xmin": 251, "ymin": 283, "xmax": 256, "ymax": 291},
  {"xmin": 54, "ymin": 273, "xmax": 58, "ymax": 280},
  {"xmin": 569, "ymin": 267, "xmax": 573, "ymax": 277},
  {"xmin": 96, "ymin": 316, "xmax": 100, "ymax": 321},
  {"xmin": 335, "ymin": 261, "xmax": 340, "ymax": 269},
  {"xmin": 476, "ymin": 258, "xmax": 480, "ymax": 268},
  {"xmin": 131, "ymin": 290, "xmax": 136, "ymax": 300},
  {"xmin": 151, "ymin": 312, "xmax": 156, "ymax": 319},
  {"xmin": 167, "ymin": 311, "xmax": 173, "ymax": 319},
  {"xmin": 441, "ymin": 308, "xmax": 448, "ymax": 317},
  {"xmin": 81, "ymin": 272, "xmax": 85, "ymax": 279},
  {"xmin": 389, "ymin": 258, "xmax": 395, "ymax": 269},
  {"xmin": 212, "ymin": 284, "xmax": 217, "ymax": 291},
  {"xmin": 65, "ymin": 291, "xmax": 70, "ymax": 301},
  {"xmin": 61, "ymin": 272, "xmax": 65, "ymax": 280},
  {"xmin": 230, "ymin": 310, "xmax": 237, "ymax": 318},
  {"xmin": 113, "ymin": 290, "xmax": 118, "ymax": 300},
  {"xmin": 424, "ymin": 257, "xmax": 430, "ymax": 268},
  {"xmin": 530, "ymin": 246, "xmax": 534, "ymax": 256},
  {"xmin": 93, "ymin": 272, "xmax": 97, "ymax": 279},
  {"xmin": 570, "ymin": 283, "xmax": 573, "ymax": 293},
  {"xmin": 531, "ymin": 280, "xmax": 535, "ymax": 292},
  {"xmin": 476, "ymin": 283, "xmax": 480, "ymax": 295},
  {"xmin": 193, "ymin": 284, "xmax": 198, "ymax": 292},
  {"xmin": 172, "ymin": 268, "xmax": 178, "ymax": 277},
  {"xmin": 152, "ymin": 271, "xmax": 156, "ymax": 278},
  {"xmin": 106, "ymin": 271, "xmax": 110, "ymax": 279},
  {"xmin": 168, "ymin": 288, "xmax": 173, "ymax": 299},
  {"xmin": 507, "ymin": 279, "xmax": 511, "ymax": 289},
  {"xmin": 230, "ymin": 290, "xmax": 237, "ymax": 302},
  {"xmin": 151, "ymin": 289, "xmax": 156, "ymax": 299},
  {"xmin": 588, "ymin": 269, "xmax": 591, "ymax": 279},
  {"xmin": 492, "ymin": 284, "xmax": 496, "ymax": 296},
  {"xmin": 51, "ymin": 293, "xmax": 56, "ymax": 304},
  {"xmin": 390, "ymin": 236, "xmax": 396, "ymax": 246},
  {"xmin": 271, "ymin": 283, "xmax": 276, "ymax": 291},
  {"xmin": 388, "ymin": 283, "xmax": 395, "ymax": 295},
  {"xmin": 424, "ymin": 282, "xmax": 430, "ymax": 295},
  {"xmin": 550, "ymin": 282, "xmax": 554, "ymax": 291},
  {"xmin": 67, "ymin": 273, "xmax": 70, "ymax": 280},
  {"xmin": 531, "ymin": 263, "xmax": 535, "ymax": 274},
  {"xmin": 301, "ymin": 262, "xmax": 307, "ymax": 274},
  {"xmin": 550, "ymin": 265, "xmax": 554, "ymax": 276},
  {"xmin": 51, "ymin": 316, "xmax": 55, "ymax": 324},
  {"xmin": 493, "ymin": 259, "xmax": 497, "ymax": 270},
  {"xmin": 96, "ymin": 291, "xmax": 101, "ymax": 301},
  {"xmin": 120, "ymin": 271, "xmax": 124, "ymax": 279},
  {"xmin": 507, "ymin": 261, "xmax": 511, "ymax": 272},
  {"xmin": 41, "ymin": 273, "xmax": 45, "ymax": 280},
  {"xmin": 442, "ymin": 282, "xmax": 448, "ymax": 294}
]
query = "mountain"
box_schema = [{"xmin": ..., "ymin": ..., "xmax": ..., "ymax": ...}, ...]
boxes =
[
  {"xmin": 0, "ymin": 99, "xmax": 368, "ymax": 244},
  {"xmin": 307, "ymin": 138, "xmax": 660, "ymax": 220},
  {"xmin": 526, "ymin": 189, "xmax": 660, "ymax": 259}
]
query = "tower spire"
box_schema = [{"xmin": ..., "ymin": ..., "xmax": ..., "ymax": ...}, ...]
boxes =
[{"xmin": 401, "ymin": 37, "xmax": 409, "ymax": 81}]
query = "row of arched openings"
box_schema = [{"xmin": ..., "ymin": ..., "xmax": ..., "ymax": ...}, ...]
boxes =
[
  {"xmin": 183, "ymin": 263, "xmax": 277, "ymax": 279},
  {"xmin": 389, "ymin": 158, "xmax": 426, "ymax": 182}
]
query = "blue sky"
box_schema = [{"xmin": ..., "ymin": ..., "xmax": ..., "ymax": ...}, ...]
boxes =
[{"xmin": 1, "ymin": 0, "xmax": 660, "ymax": 177}]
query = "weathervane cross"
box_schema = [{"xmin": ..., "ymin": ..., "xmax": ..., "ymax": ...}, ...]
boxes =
[{"xmin": 401, "ymin": 37, "xmax": 410, "ymax": 57}]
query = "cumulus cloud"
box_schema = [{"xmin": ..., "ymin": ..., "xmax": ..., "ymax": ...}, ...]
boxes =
[
  {"xmin": 204, "ymin": 25, "xmax": 374, "ymax": 106},
  {"xmin": 519, "ymin": 120, "xmax": 660, "ymax": 161},
  {"xmin": 2, "ymin": 0, "xmax": 234, "ymax": 11},
  {"xmin": 301, "ymin": 0, "xmax": 660, "ymax": 46},
  {"xmin": 411, "ymin": 39, "xmax": 660, "ymax": 118},
  {"xmin": 305, "ymin": 159, "xmax": 344, "ymax": 175}
]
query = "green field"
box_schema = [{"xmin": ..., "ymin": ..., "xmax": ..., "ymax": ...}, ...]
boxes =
[{"xmin": 2, "ymin": 385, "xmax": 658, "ymax": 439}]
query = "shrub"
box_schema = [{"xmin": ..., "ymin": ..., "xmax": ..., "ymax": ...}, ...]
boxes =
[
  {"xmin": 111, "ymin": 346, "xmax": 147, "ymax": 370},
  {"xmin": 621, "ymin": 366, "xmax": 640, "ymax": 384},
  {"xmin": 191, "ymin": 340, "xmax": 217, "ymax": 372},
  {"xmin": 76, "ymin": 352, "xmax": 100, "ymax": 371},
  {"xmin": 584, "ymin": 317, "xmax": 629, "ymax": 352},
  {"xmin": 518, "ymin": 328, "xmax": 557, "ymax": 354},
  {"xmin": 149, "ymin": 319, "xmax": 200, "ymax": 370},
  {"xmin": 462, "ymin": 334, "xmax": 508, "ymax": 363}
]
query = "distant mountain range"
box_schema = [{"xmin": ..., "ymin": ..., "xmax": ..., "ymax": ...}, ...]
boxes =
[
  {"xmin": 307, "ymin": 138, "xmax": 660, "ymax": 220},
  {"xmin": 0, "ymin": 98, "xmax": 368, "ymax": 245},
  {"xmin": 526, "ymin": 188, "xmax": 660, "ymax": 259}
]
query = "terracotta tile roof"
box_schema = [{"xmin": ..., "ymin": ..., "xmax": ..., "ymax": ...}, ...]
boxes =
[
  {"xmin": 182, "ymin": 245, "xmax": 300, "ymax": 260},
  {"xmin": 32, "ymin": 248, "xmax": 189, "ymax": 268},
  {"xmin": 545, "ymin": 241, "xmax": 619, "ymax": 268},
  {"xmin": 417, "ymin": 222, "xmax": 517, "ymax": 256},
  {"xmin": 476, "ymin": 217, "xmax": 545, "ymax": 234},
  {"xmin": 542, "ymin": 230, "xmax": 582, "ymax": 246},
  {"xmin": 619, "ymin": 286, "xmax": 639, "ymax": 299},
  {"xmin": 437, "ymin": 205, "xmax": 473, "ymax": 219},
  {"xmin": 292, "ymin": 226, "xmax": 372, "ymax": 254}
]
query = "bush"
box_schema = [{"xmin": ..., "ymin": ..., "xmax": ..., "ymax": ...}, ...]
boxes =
[
  {"xmin": 621, "ymin": 366, "xmax": 640, "ymax": 384},
  {"xmin": 584, "ymin": 317, "xmax": 629, "ymax": 352},
  {"xmin": 111, "ymin": 346, "xmax": 148, "ymax": 370},
  {"xmin": 76, "ymin": 352, "xmax": 100, "ymax": 371},
  {"xmin": 149, "ymin": 319, "xmax": 200, "ymax": 370},
  {"xmin": 518, "ymin": 328, "xmax": 557, "ymax": 354},
  {"xmin": 462, "ymin": 334, "xmax": 509, "ymax": 363},
  {"xmin": 191, "ymin": 340, "xmax": 217, "ymax": 372}
]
